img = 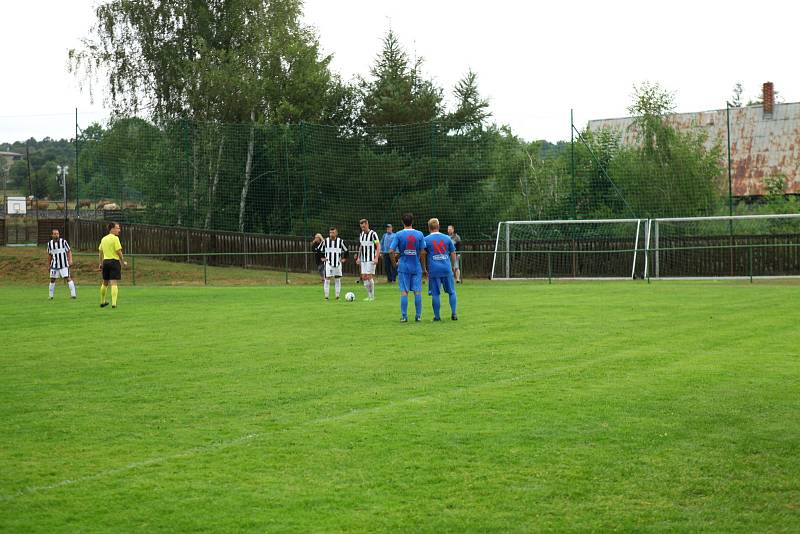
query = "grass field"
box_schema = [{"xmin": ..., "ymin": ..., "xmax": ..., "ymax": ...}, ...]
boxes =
[
  {"xmin": 1, "ymin": 277, "xmax": 800, "ymax": 531},
  {"xmin": 0, "ymin": 246, "xmax": 320, "ymax": 286}
]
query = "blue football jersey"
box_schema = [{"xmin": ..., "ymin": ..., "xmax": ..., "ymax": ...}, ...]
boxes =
[
  {"xmin": 424, "ymin": 232, "xmax": 455, "ymax": 277},
  {"xmin": 390, "ymin": 229, "xmax": 425, "ymax": 274}
]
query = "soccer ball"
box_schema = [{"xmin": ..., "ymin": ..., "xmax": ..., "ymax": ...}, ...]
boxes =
[{"xmin": 345, "ymin": 292, "xmax": 356, "ymax": 302}]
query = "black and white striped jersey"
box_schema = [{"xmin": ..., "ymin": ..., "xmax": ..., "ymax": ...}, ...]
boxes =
[
  {"xmin": 317, "ymin": 237, "xmax": 348, "ymax": 268},
  {"xmin": 47, "ymin": 238, "xmax": 71, "ymax": 269},
  {"xmin": 359, "ymin": 229, "xmax": 379, "ymax": 262}
]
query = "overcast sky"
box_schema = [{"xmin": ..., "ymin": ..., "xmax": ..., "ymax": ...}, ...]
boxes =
[{"xmin": 1, "ymin": 0, "xmax": 798, "ymax": 145}]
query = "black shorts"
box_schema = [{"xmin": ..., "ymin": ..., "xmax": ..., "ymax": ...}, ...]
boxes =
[{"xmin": 102, "ymin": 259, "xmax": 122, "ymax": 281}]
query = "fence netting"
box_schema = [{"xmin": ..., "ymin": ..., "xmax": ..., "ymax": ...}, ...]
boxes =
[
  {"xmin": 3, "ymin": 116, "xmax": 798, "ymax": 281},
  {"xmin": 72, "ymin": 118, "xmax": 773, "ymax": 242}
]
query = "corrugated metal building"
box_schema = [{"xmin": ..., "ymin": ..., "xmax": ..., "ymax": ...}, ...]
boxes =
[{"xmin": 587, "ymin": 84, "xmax": 800, "ymax": 197}]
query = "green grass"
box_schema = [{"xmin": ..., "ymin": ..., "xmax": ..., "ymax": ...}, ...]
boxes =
[
  {"xmin": 0, "ymin": 246, "xmax": 320, "ymax": 286},
  {"xmin": 1, "ymin": 281, "xmax": 799, "ymax": 532}
]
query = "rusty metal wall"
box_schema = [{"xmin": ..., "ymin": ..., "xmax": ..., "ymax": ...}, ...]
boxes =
[{"xmin": 588, "ymin": 102, "xmax": 800, "ymax": 196}]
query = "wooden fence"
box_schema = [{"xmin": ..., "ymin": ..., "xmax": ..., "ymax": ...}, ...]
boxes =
[
  {"xmin": 30, "ymin": 219, "xmax": 800, "ymax": 279},
  {"xmin": 656, "ymin": 234, "xmax": 800, "ymax": 277}
]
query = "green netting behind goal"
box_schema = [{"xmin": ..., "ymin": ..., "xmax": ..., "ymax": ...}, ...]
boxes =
[
  {"xmin": 650, "ymin": 214, "xmax": 800, "ymax": 278},
  {"xmin": 491, "ymin": 219, "xmax": 646, "ymax": 279}
]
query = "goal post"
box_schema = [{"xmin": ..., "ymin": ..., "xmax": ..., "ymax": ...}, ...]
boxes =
[
  {"xmin": 491, "ymin": 219, "xmax": 646, "ymax": 280},
  {"xmin": 648, "ymin": 213, "xmax": 800, "ymax": 279}
]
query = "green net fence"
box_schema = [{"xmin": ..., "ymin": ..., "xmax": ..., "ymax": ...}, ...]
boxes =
[
  {"xmin": 71, "ymin": 118, "xmax": 759, "ymax": 240},
  {"xmin": 76, "ymin": 120, "xmax": 539, "ymax": 242},
  {"xmin": 0, "ymin": 116, "xmax": 778, "ymax": 280}
]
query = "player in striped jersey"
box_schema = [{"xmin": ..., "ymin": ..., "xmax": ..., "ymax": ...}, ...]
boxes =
[
  {"xmin": 46, "ymin": 228, "xmax": 77, "ymax": 299},
  {"xmin": 316, "ymin": 227, "xmax": 349, "ymax": 300},
  {"xmin": 355, "ymin": 218, "xmax": 381, "ymax": 301}
]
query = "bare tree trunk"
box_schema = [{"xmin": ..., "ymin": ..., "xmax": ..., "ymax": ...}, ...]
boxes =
[
  {"xmin": 205, "ymin": 137, "xmax": 224, "ymax": 230},
  {"xmin": 239, "ymin": 110, "xmax": 255, "ymax": 233}
]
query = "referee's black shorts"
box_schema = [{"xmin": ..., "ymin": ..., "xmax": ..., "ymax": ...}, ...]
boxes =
[{"xmin": 102, "ymin": 259, "xmax": 122, "ymax": 281}]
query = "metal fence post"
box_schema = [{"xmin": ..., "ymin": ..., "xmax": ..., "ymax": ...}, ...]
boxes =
[
  {"xmin": 570, "ymin": 109, "xmax": 576, "ymax": 220},
  {"xmin": 749, "ymin": 245, "xmax": 753, "ymax": 283},
  {"xmin": 75, "ymin": 108, "xmax": 80, "ymax": 219},
  {"xmin": 547, "ymin": 251, "xmax": 552, "ymax": 284},
  {"xmin": 505, "ymin": 223, "xmax": 510, "ymax": 279},
  {"xmin": 431, "ymin": 121, "xmax": 437, "ymax": 214},
  {"xmin": 300, "ymin": 122, "xmax": 308, "ymax": 240},
  {"xmin": 203, "ymin": 254, "xmax": 208, "ymax": 285},
  {"xmin": 131, "ymin": 255, "xmax": 136, "ymax": 286}
]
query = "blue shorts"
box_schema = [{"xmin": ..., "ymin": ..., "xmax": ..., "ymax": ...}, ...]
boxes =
[
  {"xmin": 428, "ymin": 274, "xmax": 455, "ymax": 296},
  {"xmin": 398, "ymin": 271, "xmax": 422, "ymax": 293}
]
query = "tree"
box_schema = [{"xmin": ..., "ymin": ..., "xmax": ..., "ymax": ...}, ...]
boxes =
[
  {"xmin": 613, "ymin": 82, "xmax": 723, "ymax": 218},
  {"xmin": 71, "ymin": 0, "xmax": 337, "ymax": 123},
  {"xmin": 359, "ymin": 30, "xmax": 443, "ymax": 128},
  {"xmin": 731, "ymin": 82, "xmax": 744, "ymax": 107},
  {"xmin": 447, "ymin": 69, "xmax": 491, "ymax": 135},
  {"xmin": 71, "ymin": 0, "xmax": 345, "ymax": 231},
  {"xmin": 31, "ymin": 161, "xmax": 57, "ymax": 199},
  {"xmin": 0, "ymin": 158, "xmax": 7, "ymax": 198},
  {"xmin": 8, "ymin": 160, "xmax": 29, "ymax": 188},
  {"xmin": 627, "ymin": 81, "xmax": 676, "ymax": 157}
]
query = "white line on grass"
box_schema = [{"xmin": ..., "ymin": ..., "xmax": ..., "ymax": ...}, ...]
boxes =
[{"xmin": 0, "ymin": 351, "xmax": 626, "ymax": 502}]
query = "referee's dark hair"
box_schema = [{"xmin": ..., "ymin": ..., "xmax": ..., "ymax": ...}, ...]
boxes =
[
  {"xmin": 328, "ymin": 226, "xmax": 337, "ymax": 232},
  {"xmin": 402, "ymin": 213, "xmax": 413, "ymax": 226},
  {"xmin": 107, "ymin": 221, "xmax": 119, "ymax": 231}
]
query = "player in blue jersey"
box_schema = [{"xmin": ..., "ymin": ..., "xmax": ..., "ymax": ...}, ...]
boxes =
[
  {"xmin": 389, "ymin": 212, "xmax": 425, "ymax": 322},
  {"xmin": 421, "ymin": 218, "xmax": 458, "ymax": 321}
]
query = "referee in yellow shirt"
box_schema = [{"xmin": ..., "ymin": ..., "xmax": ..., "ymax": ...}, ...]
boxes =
[{"xmin": 98, "ymin": 222, "xmax": 127, "ymax": 308}]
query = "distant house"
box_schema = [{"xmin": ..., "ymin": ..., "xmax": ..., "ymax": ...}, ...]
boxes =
[
  {"xmin": 587, "ymin": 83, "xmax": 800, "ymax": 197},
  {"xmin": 0, "ymin": 151, "xmax": 24, "ymax": 165}
]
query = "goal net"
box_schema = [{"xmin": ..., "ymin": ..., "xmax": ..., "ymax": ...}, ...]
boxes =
[
  {"xmin": 648, "ymin": 214, "xmax": 800, "ymax": 278},
  {"xmin": 491, "ymin": 219, "xmax": 647, "ymax": 280}
]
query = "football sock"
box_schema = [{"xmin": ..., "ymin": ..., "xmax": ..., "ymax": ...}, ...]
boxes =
[
  {"xmin": 400, "ymin": 294, "xmax": 409, "ymax": 318},
  {"xmin": 68, "ymin": 281, "xmax": 76, "ymax": 297},
  {"xmin": 111, "ymin": 286, "xmax": 118, "ymax": 306},
  {"xmin": 432, "ymin": 294, "xmax": 441, "ymax": 318},
  {"xmin": 49, "ymin": 283, "xmax": 55, "ymax": 298},
  {"xmin": 100, "ymin": 284, "xmax": 107, "ymax": 304},
  {"xmin": 367, "ymin": 279, "xmax": 374, "ymax": 298},
  {"xmin": 335, "ymin": 278, "xmax": 341, "ymax": 298},
  {"xmin": 414, "ymin": 293, "xmax": 422, "ymax": 319},
  {"xmin": 449, "ymin": 292, "xmax": 458, "ymax": 315},
  {"xmin": 324, "ymin": 279, "xmax": 330, "ymax": 298}
]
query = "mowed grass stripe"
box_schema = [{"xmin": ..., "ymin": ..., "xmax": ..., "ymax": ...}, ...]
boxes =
[
  {"xmin": 1, "ymin": 282, "xmax": 799, "ymax": 531},
  {"xmin": 2, "ymin": 324, "xmax": 707, "ymax": 502}
]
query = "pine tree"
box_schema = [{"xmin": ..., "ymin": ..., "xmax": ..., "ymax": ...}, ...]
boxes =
[{"xmin": 358, "ymin": 30, "xmax": 443, "ymax": 127}]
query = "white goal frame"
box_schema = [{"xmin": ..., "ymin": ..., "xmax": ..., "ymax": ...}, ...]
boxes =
[
  {"xmin": 491, "ymin": 219, "xmax": 646, "ymax": 280},
  {"xmin": 646, "ymin": 213, "xmax": 800, "ymax": 280}
]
